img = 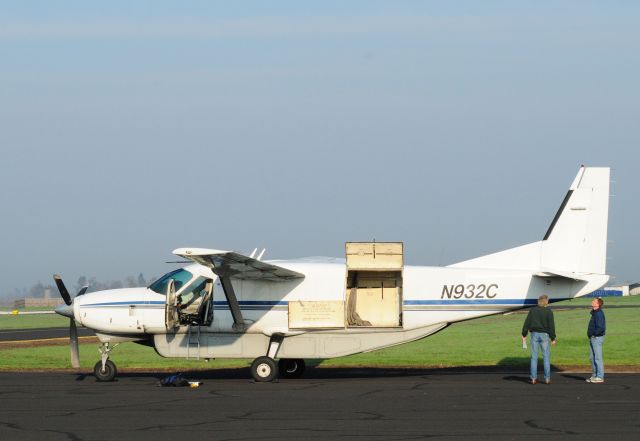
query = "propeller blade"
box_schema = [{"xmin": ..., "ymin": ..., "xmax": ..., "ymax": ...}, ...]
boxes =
[
  {"xmin": 53, "ymin": 275, "xmax": 72, "ymax": 306},
  {"xmin": 76, "ymin": 285, "xmax": 89, "ymax": 297},
  {"xmin": 70, "ymin": 319, "xmax": 80, "ymax": 369}
]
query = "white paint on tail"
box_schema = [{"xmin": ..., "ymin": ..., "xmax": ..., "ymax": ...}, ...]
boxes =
[{"xmin": 450, "ymin": 166, "xmax": 610, "ymax": 277}]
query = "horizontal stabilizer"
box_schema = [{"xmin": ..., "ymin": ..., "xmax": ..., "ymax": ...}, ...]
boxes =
[
  {"xmin": 173, "ymin": 248, "xmax": 305, "ymax": 282},
  {"xmin": 533, "ymin": 269, "xmax": 589, "ymax": 281}
]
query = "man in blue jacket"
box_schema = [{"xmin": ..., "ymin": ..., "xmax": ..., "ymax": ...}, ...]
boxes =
[{"xmin": 586, "ymin": 297, "xmax": 606, "ymax": 383}]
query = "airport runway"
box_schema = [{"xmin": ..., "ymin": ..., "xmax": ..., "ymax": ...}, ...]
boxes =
[
  {"xmin": 0, "ymin": 369, "xmax": 638, "ymax": 440},
  {"xmin": 0, "ymin": 327, "xmax": 94, "ymax": 342}
]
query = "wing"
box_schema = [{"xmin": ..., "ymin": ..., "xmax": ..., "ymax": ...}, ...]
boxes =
[{"xmin": 173, "ymin": 248, "xmax": 305, "ymax": 282}]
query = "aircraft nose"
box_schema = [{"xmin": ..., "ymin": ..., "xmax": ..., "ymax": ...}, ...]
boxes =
[{"xmin": 55, "ymin": 303, "xmax": 74, "ymax": 319}]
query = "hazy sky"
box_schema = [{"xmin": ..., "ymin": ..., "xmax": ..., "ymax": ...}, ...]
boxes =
[{"xmin": 1, "ymin": 1, "xmax": 638, "ymax": 295}]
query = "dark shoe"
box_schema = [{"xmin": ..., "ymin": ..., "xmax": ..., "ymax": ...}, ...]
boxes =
[{"xmin": 530, "ymin": 379, "xmax": 537, "ymax": 385}]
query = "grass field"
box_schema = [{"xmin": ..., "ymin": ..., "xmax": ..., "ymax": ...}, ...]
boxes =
[
  {"xmin": 1, "ymin": 296, "xmax": 638, "ymax": 371},
  {"xmin": 0, "ymin": 313, "xmax": 67, "ymax": 330}
]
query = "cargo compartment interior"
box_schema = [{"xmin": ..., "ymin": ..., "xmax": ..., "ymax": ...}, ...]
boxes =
[{"xmin": 345, "ymin": 242, "xmax": 403, "ymax": 328}]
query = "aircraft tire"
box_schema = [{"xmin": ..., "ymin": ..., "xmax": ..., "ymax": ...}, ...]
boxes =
[
  {"xmin": 251, "ymin": 356, "xmax": 278, "ymax": 382},
  {"xmin": 93, "ymin": 360, "xmax": 117, "ymax": 382},
  {"xmin": 278, "ymin": 358, "xmax": 305, "ymax": 379}
]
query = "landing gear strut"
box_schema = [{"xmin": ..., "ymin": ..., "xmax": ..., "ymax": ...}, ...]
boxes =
[
  {"xmin": 94, "ymin": 343, "xmax": 118, "ymax": 382},
  {"xmin": 250, "ymin": 335, "xmax": 283, "ymax": 382}
]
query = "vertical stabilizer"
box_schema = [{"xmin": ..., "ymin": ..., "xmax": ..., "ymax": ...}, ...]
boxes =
[
  {"xmin": 449, "ymin": 166, "xmax": 610, "ymax": 277},
  {"xmin": 540, "ymin": 166, "xmax": 610, "ymax": 274}
]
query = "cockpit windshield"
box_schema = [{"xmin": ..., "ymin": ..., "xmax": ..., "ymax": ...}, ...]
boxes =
[{"xmin": 149, "ymin": 269, "xmax": 194, "ymax": 295}]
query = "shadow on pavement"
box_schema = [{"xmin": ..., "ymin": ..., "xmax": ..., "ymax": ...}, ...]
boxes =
[{"xmin": 69, "ymin": 365, "xmax": 553, "ymax": 382}]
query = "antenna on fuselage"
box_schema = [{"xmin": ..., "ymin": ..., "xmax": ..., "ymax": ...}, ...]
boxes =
[
  {"xmin": 249, "ymin": 248, "xmax": 258, "ymax": 259},
  {"xmin": 257, "ymin": 248, "xmax": 266, "ymax": 260}
]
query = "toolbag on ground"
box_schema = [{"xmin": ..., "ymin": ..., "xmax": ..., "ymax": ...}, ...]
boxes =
[{"xmin": 158, "ymin": 373, "xmax": 190, "ymax": 387}]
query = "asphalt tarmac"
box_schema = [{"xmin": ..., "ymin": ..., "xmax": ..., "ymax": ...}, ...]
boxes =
[
  {"xmin": 0, "ymin": 327, "xmax": 94, "ymax": 342},
  {"xmin": 0, "ymin": 369, "xmax": 638, "ymax": 441}
]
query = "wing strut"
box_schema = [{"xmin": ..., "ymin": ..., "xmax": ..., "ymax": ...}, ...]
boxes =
[{"xmin": 219, "ymin": 276, "xmax": 245, "ymax": 331}]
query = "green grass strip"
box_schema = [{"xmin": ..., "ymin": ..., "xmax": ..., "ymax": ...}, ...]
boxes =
[{"xmin": 1, "ymin": 296, "xmax": 638, "ymax": 370}]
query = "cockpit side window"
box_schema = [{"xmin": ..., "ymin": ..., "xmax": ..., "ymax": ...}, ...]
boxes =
[
  {"xmin": 176, "ymin": 276, "xmax": 207, "ymax": 310},
  {"xmin": 149, "ymin": 269, "xmax": 194, "ymax": 295}
]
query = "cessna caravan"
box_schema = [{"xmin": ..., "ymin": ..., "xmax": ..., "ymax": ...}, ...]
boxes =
[{"xmin": 54, "ymin": 166, "xmax": 610, "ymax": 382}]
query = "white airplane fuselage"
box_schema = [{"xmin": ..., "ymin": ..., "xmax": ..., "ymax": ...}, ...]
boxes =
[{"xmin": 70, "ymin": 259, "xmax": 606, "ymax": 358}]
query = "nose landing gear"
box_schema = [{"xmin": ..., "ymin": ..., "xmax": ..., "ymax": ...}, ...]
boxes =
[{"xmin": 93, "ymin": 342, "xmax": 118, "ymax": 382}]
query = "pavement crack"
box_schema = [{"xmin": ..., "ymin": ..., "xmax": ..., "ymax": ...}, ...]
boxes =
[
  {"xmin": 136, "ymin": 419, "xmax": 214, "ymax": 432},
  {"xmin": 44, "ymin": 429, "xmax": 84, "ymax": 441},
  {"xmin": 357, "ymin": 388, "xmax": 383, "ymax": 398},
  {"xmin": 524, "ymin": 419, "xmax": 579, "ymax": 435},
  {"xmin": 358, "ymin": 411, "xmax": 385, "ymax": 420},
  {"xmin": 410, "ymin": 382, "xmax": 429, "ymax": 390},
  {"xmin": 228, "ymin": 411, "xmax": 255, "ymax": 420},
  {"xmin": 207, "ymin": 390, "xmax": 237, "ymax": 397},
  {"xmin": 0, "ymin": 420, "xmax": 23, "ymax": 431}
]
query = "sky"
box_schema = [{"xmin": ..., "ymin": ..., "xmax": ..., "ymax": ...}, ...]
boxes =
[{"xmin": 1, "ymin": 1, "xmax": 638, "ymax": 296}]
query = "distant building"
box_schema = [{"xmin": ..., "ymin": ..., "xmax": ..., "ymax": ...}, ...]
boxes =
[
  {"xmin": 586, "ymin": 283, "xmax": 638, "ymax": 298},
  {"xmin": 14, "ymin": 298, "xmax": 64, "ymax": 308}
]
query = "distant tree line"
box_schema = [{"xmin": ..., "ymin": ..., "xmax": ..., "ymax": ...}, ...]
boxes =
[{"xmin": 4, "ymin": 273, "xmax": 156, "ymax": 302}]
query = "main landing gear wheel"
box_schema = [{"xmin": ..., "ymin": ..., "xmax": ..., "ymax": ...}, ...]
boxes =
[
  {"xmin": 251, "ymin": 356, "xmax": 278, "ymax": 382},
  {"xmin": 94, "ymin": 360, "xmax": 117, "ymax": 382},
  {"xmin": 278, "ymin": 359, "xmax": 305, "ymax": 379}
]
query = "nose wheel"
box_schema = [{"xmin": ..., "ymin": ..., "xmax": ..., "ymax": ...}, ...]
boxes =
[
  {"xmin": 93, "ymin": 359, "xmax": 117, "ymax": 382},
  {"xmin": 93, "ymin": 342, "xmax": 118, "ymax": 382}
]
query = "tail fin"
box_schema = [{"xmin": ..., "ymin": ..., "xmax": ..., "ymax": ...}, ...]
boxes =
[
  {"xmin": 540, "ymin": 166, "xmax": 610, "ymax": 274},
  {"xmin": 450, "ymin": 166, "xmax": 610, "ymax": 275}
]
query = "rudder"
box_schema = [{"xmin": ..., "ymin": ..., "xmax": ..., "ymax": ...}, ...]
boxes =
[{"xmin": 540, "ymin": 166, "xmax": 610, "ymax": 274}]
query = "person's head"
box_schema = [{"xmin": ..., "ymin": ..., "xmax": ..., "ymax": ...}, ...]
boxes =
[
  {"xmin": 538, "ymin": 295, "xmax": 549, "ymax": 307},
  {"xmin": 591, "ymin": 297, "xmax": 603, "ymax": 310}
]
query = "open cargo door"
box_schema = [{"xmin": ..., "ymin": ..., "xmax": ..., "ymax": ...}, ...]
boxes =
[{"xmin": 346, "ymin": 242, "xmax": 403, "ymax": 327}]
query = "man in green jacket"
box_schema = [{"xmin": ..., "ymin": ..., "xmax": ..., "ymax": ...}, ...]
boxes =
[{"xmin": 521, "ymin": 295, "xmax": 557, "ymax": 384}]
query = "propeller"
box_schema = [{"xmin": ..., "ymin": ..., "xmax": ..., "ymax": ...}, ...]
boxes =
[{"xmin": 53, "ymin": 275, "xmax": 88, "ymax": 369}]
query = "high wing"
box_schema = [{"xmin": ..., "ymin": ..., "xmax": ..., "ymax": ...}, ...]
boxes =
[{"xmin": 173, "ymin": 248, "xmax": 305, "ymax": 282}]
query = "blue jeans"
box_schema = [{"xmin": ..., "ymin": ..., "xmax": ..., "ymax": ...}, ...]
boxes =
[
  {"xmin": 589, "ymin": 336, "xmax": 605, "ymax": 379},
  {"xmin": 530, "ymin": 332, "xmax": 551, "ymax": 380}
]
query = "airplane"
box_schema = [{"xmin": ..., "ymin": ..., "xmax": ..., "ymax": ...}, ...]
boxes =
[{"xmin": 53, "ymin": 166, "xmax": 610, "ymax": 382}]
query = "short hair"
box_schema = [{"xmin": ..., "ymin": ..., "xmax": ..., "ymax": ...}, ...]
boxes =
[
  {"xmin": 538, "ymin": 295, "xmax": 549, "ymax": 307},
  {"xmin": 596, "ymin": 297, "xmax": 604, "ymax": 307}
]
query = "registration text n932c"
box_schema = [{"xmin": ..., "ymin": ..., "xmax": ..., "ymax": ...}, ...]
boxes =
[{"xmin": 441, "ymin": 284, "xmax": 498, "ymax": 299}]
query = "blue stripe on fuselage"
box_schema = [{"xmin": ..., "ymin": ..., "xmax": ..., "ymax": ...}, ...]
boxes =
[{"xmin": 81, "ymin": 298, "xmax": 570, "ymax": 309}]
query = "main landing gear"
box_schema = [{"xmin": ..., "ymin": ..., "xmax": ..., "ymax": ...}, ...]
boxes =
[
  {"xmin": 249, "ymin": 334, "xmax": 306, "ymax": 382},
  {"xmin": 250, "ymin": 357, "xmax": 306, "ymax": 382},
  {"xmin": 93, "ymin": 342, "xmax": 118, "ymax": 382},
  {"xmin": 278, "ymin": 358, "xmax": 305, "ymax": 379}
]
